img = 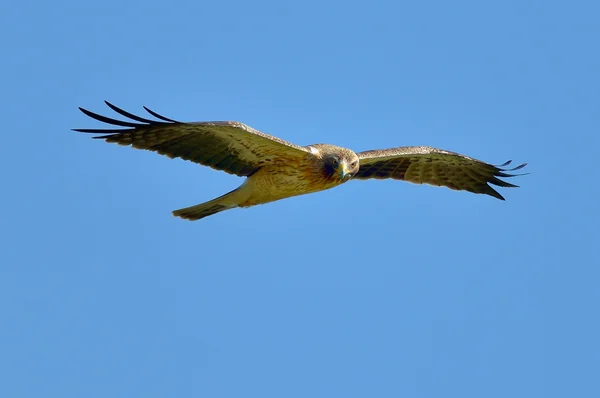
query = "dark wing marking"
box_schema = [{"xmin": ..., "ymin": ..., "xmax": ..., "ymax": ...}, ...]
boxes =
[
  {"xmin": 355, "ymin": 146, "xmax": 527, "ymax": 200},
  {"xmin": 74, "ymin": 101, "xmax": 310, "ymax": 177}
]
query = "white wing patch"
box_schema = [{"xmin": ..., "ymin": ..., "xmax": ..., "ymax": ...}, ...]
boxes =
[{"xmin": 308, "ymin": 146, "xmax": 320, "ymax": 155}]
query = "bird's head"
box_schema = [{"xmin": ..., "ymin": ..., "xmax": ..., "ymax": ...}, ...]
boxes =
[{"xmin": 323, "ymin": 149, "xmax": 360, "ymax": 182}]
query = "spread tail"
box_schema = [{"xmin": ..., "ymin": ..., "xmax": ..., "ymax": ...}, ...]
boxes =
[{"xmin": 172, "ymin": 189, "xmax": 240, "ymax": 221}]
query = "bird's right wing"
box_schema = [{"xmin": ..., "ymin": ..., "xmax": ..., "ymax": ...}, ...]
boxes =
[{"xmin": 74, "ymin": 101, "xmax": 311, "ymax": 177}]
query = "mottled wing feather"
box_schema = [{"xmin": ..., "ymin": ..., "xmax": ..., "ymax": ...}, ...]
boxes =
[
  {"xmin": 355, "ymin": 146, "xmax": 527, "ymax": 200},
  {"xmin": 73, "ymin": 101, "xmax": 310, "ymax": 177}
]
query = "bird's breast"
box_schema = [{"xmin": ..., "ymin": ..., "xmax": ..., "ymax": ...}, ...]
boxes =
[{"xmin": 239, "ymin": 161, "xmax": 342, "ymax": 207}]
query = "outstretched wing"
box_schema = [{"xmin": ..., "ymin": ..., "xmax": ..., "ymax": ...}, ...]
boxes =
[
  {"xmin": 355, "ymin": 146, "xmax": 527, "ymax": 200},
  {"xmin": 74, "ymin": 101, "xmax": 310, "ymax": 177}
]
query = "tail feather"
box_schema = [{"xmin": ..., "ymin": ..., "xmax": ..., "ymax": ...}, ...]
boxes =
[{"xmin": 172, "ymin": 189, "xmax": 240, "ymax": 221}]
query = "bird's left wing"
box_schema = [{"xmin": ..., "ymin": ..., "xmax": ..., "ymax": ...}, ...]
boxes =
[
  {"xmin": 74, "ymin": 101, "xmax": 311, "ymax": 177},
  {"xmin": 354, "ymin": 146, "xmax": 527, "ymax": 200}
]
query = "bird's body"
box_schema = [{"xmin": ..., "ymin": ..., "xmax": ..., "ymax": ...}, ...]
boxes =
[
  {"xmin": 173, "ymin": 143, "xmax": 357, "ymax": 220},
  {"xmin": 239, "ymin": 158, "xmax": 335, "ymax": 206},
  {"xmin": 243, "ymin": 144, "xmax": 356, "ymax": 203},
  {"xmin": 75, "ymin": 102, "xmax": 526, "ymax": 221}
]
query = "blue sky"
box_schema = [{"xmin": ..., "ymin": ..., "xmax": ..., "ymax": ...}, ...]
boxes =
[{"xmin": 1, "ymin": 0, "xmax": 599, "ymax": 397}]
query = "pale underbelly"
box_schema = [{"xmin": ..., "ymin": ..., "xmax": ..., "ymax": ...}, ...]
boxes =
[{"xmin": 238, "ymin": 167, "xmax": 340, "ymax": 207}]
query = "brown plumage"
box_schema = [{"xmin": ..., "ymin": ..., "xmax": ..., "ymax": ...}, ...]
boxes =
[
  {"xmin": 74, "ymin": 102, "xmax": 527, "ymax": 221},
  {"xmin": 355, "ymin": 146, "xmax": 526, "ymax": 200}
]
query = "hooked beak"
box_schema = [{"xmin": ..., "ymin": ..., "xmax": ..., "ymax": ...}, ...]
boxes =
[{"xmin": 340, "ymin": 161, "xmax": 352, "ymax": 180}]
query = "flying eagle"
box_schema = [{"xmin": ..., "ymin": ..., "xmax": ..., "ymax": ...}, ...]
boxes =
[{"xmin": 74, "ymin": 102, "xmax": 527, "ymax": 221}]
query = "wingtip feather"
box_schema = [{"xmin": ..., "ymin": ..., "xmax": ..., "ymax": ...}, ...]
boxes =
[{"xmin": 143, "ymin": 106, "xmax": 180, "ymax": 123}]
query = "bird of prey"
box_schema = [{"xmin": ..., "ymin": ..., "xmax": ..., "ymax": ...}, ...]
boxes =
[{"xmin": 74, "ymin": 102, "xmax": 527, "ymax": 221}]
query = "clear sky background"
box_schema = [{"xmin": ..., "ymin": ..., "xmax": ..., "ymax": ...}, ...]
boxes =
[{"xmin": 1, "ymin": 1, "xmax": 599, "ymax": 397}]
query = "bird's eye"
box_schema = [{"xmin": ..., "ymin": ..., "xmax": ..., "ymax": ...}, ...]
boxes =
[
  {"xmin": 331, "ymin": 158, "xmax": 339, "ymax": 167},
  {"xmin": 351, "ymin": 161, "xmax": 357, "ymax": 168}
]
